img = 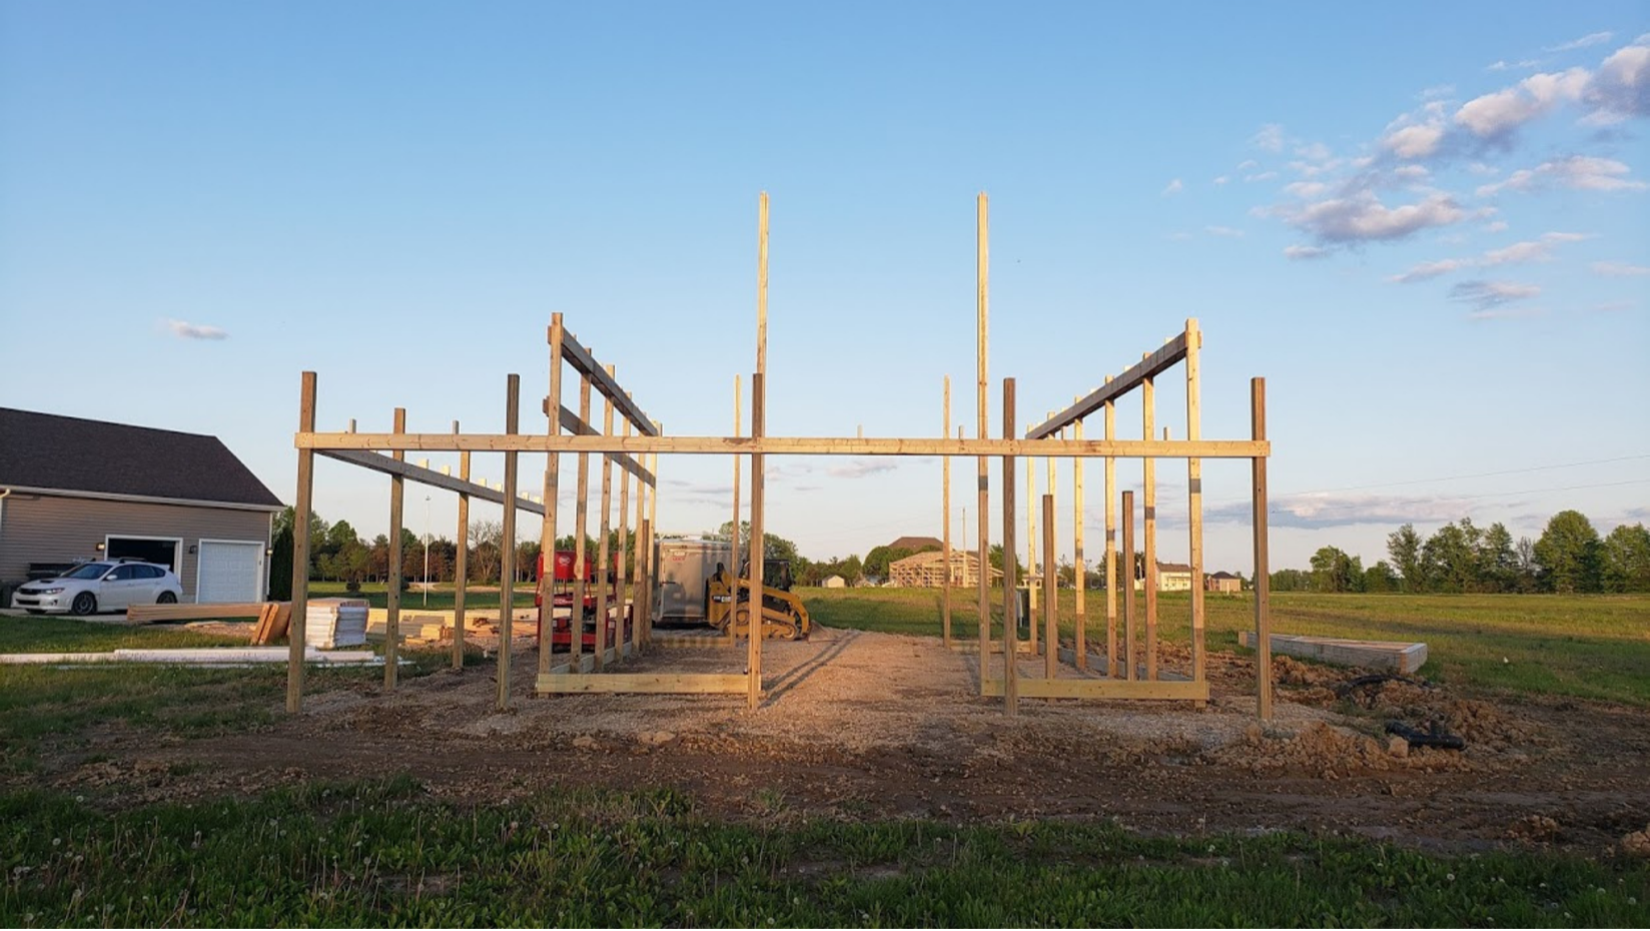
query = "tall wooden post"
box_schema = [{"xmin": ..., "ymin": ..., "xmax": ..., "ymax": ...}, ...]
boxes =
[
  {"xmin": 594, "ymin": 367, "xmax": 615, "ymax": 670},
  {"xmin": 1185, "ymin": 319, "xmax": 1206, "ymax": 697},
  {"xmin": 539, "ymin": 314, "xmax": 565, "ymax": 676},
  {"xmin": 1122, "ymin": 490, "xmax": 1136, "ymax": 681},
  {"xmin": 1142, "ymin": 365, "xmax": 1157, "ymax": 681},
  {"xmin": 570, "ymin": 375, "xmax": 592, "ymax": 670},
  {"xmin": 386, "ymin": 406, "xmax": 406, "ymax": 689},
  {"xmin": 286, "ymin": 372, "xmax": 317, "ymax": 713},
  {"xmin": 498, "ymin": 375, "xmax": 520, "ymax": 710},
  {"xmin": 1251, "ymin": 377, "xmax": 1273, "ymax": 721},
  {"xmin": 729, "ymin": 375, "xmax": 742, "ymax": 644},
  {"xmin": 453, "ymin": 420, "xmax": 470, "ymax": 670},
  {"xmin": 617, "ymin": 416, "xmax": 632, "ymax": 653},
  {"xmin": 1073, "ymin": 410, "xmax": 1086, "ymax": 670},
  {"xmin": 1001, "ymin": 377, "xmax": 1018, "ymax": 714},
  {"xmin": 1103, "ymin": 377, "xmax": 1117, "ymax": 677},
  {"xmin": 1042, "ymin": 494, "xmax": 1057, "ymax": 679},
  {"xmin": 749, "ymin": 191, "xmax": 769, "ymax": 711},
  {"xmin": 941, "ymin": 375, "xmax": 952, "ymax": 646},
  {"xmin": 647, "ymin": 445, "xmax": 659, "ymax": 645},
  {"xmin": 975, "ymin": 192, "xmax": 991, "ymax": 688}
]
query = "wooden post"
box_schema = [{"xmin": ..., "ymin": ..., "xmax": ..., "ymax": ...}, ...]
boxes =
[
  {"xmin": 1026, "ymin": 452, "xmax": 1036, "ymax": 654},
  {"xmin": 1185, "ymin": 319, "xmax": 1206, "ymax": 698},
  {"xmin": 286, "ymin": 372, "xmax": 316, "ymax": 713},
  {"xmin": 1042, "ymin": 493, "xmax": 1057, "ymax": 679},
  {"xmin": 748, "ymin": 376, "xmax": 766, "ymax": 710},
  {"xmin": 1001, "ymin": 377, "xmax": 1018, "ymax": 714},
  {"xmin": 1073, "ymin": 409, "xmax": 1086, "ymax": 670},
  {"xmin": 1252, "ymin": 377, "xmax": 1273, "ymax": 721},
  {"xmin": 539, "ymin": 314, "xmax": 565, "ymax": 677},
  {"xmin": 498, "ymin": 375, "xmax": 519, "ymax": 710},
  {"xmin": 1103, "ymin": 377, "xmax": 1117, "ymax": 677},
  {"xmin": 453, "ymin": 420, "xmax": 470, "ymax": 671},
  {"xmin": 941, "ymin": 375, "xmax": 952, "ymax": 647},
  {"xmin": 647, "ymin": 446, "xmax": 659, "ymax": 645},
  {"xmin": 976, "ymin": 193, "xmax": 991, "ymax": 689},
  {"xmin": 386, "ymin": 406, "xmax": 406, "ymax": 689},
  {"xmin": 729, "ymin": 375, "xmax": 741, "ymax": 644},
  {"xmin": 1122, "ymin": 489, "xmax": 1136, "ymax": 681},
  {"xmin": 617, "ymin": 415, "xmax": 631, "ymax": 653},
  {"xmin": 594, "ymin": 367, "xmax": 615, "ymax": 670},
  {"xmin": 570, "ymin": 375, "xmax": 591, "ymax": 670},
  {"xmin": 1142, "ymin": 365, "xmax": 1157, "ymax": 681}
]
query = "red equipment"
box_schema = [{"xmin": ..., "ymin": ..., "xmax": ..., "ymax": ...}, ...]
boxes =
[{"xmin": 536, "ymin": 550, "xmax": 630, "ymax": 652}]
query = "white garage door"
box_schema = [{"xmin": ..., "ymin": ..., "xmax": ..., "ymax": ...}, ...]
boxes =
[{"xmin": 197, "ymin": 540, "xmax": 264, "ymax": 604}]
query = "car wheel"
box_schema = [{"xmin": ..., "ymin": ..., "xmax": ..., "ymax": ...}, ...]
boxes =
[
  {"xmin": 71, "ymin": 592, "xmax": 97, "ymax": 615},
  {"xmin": 157, "ymin": 591, "xmax": 178, "ymax": 604}
]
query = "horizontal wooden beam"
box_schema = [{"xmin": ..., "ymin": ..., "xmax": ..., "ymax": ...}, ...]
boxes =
[
  {"xmin": 319, "ymin": 450, "xmax": 547, "ymax": 513},
  {"xmin": 1026, "ymin": 332, "xmax": 1189, "ymax": 439},
  {"xmin": 300, "ymin": 433, "xmax": 1269, "ymax": 460},
  {"xmin": 538, "ymin": 399, "xmax": 656, "ymax": 484},
  {"xmin": 556, "ymin": 329, "xmax": 659, "ymax": 437},
  {"xmin": 535, "ymin": 672, "xmax": 749, "ymax": 694},
  {"xmin": 128, "ymin": 602, "xmax": 272, "ymax": 623},
  {"xmin": 980, "ymin": 677, "xmax": 1209, "ymax": 701}
]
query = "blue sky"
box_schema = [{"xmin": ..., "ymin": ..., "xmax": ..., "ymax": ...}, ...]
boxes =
[{"xmin": 3, "ymin": 1, "xmax": 1646, "ymax": 573}]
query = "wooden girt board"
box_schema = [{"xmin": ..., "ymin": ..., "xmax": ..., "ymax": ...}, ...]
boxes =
[
  {"xmin": 300, "ymin": 433, "xmax": 1268, "ymax": 459},
  {"xmin": 980, "ymin": 677, "xmax": 1209, "ymax": 701},
  {"xmin": 556, "ymin": 329, "xmax": 659, "ymax": 436},
  {"xmin": 539, "ymin": 398, "xmax": 657, "ymax": 484},
  {"xmin": 319, "ymin": 449, "xmax": 546, "ymax": 515},
  {"xmin": 535, "ymin": 673, "xmax": 749, "ymax": 694},
  {"xmin": 1024, "ymin": 332, "xmax": 1189, "ymax": 439}
]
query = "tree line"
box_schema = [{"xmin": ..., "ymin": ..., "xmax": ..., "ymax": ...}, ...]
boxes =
[{"xmin": 1275, "ymin": 510, "xmax": 1649, "ymax": 594}]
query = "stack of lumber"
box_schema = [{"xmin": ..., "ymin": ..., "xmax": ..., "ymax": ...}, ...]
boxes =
[
  {"xmin": 128, "ymin": 602, "xmax": 268, "ymax": 624},
  {"xmin": 250, "ymin": 602, "xmax": 293, "ymax": 645},
  {"xmin": 305, "ymin": 599, "xmax": 369, "ymax": 649}
]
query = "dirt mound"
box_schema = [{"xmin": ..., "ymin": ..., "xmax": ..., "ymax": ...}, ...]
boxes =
[{"xmin": 1209, "ymin": 722, "xmax": 1398, "ymax": 778}]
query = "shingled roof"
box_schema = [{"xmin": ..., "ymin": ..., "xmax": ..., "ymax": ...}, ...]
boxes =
[
  {"xmin": 887, "ymin": 535, "xmax": 944, "ymax": 552},
  {"xmin": 0, "ymin": 408, "xmax": 282, "ymax": 509}
]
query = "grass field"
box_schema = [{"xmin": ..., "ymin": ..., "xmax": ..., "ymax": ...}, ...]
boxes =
[
  {"xmin": 801, "ymin": 587, "xmax": 1650, "ymax": 706},
  {"xmin": 2, "ymin": 776, "xmax": 1645, "ymax": 926}
]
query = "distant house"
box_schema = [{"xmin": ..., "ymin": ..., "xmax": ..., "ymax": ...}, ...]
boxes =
[
  {"xmin": 822, "ymin": 574, "xmax": 847, "ymax": 588},
  {"xmin": 0, "ymin": 408, "xmax": 282, "ymax": 604},
  {"xmin": 886, "ymin": 535, "xmax": 944, "ymax": 553},
  {"xmin": 887, "ymin": 549, "xmax": 1002, "ymax": 589},
  {"xmin": 1133, "ymin": 561, "xmax": 1195, "ymax": 593},
  {"xmin": 1206, "ymin": 571, "xmax": 1242, "ymax": 593}
]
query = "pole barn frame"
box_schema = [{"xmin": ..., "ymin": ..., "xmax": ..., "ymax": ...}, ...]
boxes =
[{"xmin": 284, "ymin": 192, "xmax": 1275, "ymax": 720}]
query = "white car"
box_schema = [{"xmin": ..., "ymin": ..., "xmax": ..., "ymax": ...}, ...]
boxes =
[{"xmin": 11, "ymin": 560, "xmax": 184, "ymax": 615}]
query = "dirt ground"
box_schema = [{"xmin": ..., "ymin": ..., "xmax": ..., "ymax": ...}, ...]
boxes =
[{"xmin": 48, "ymin": 625, "xmax": 1650, "ymax": 856}]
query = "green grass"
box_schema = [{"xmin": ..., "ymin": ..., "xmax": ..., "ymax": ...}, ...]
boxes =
[
  {"xmin": 1, "ymin": 778, "xmax": 1645, "ymax": 927},
  {"xmin": 0, "ymin": 617, "xmax": 453, "ymax": 775},
  {"xmin": 800, "ymin": 587, "xmax": 1650, "ymax": 706}
]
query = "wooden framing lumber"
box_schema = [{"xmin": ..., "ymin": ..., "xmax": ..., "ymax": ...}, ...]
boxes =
[
  {"xmin": 454, "ymin": 421, "xmax": 471, "ymax": 670},
  {"xmin": 571, "ymin": 374, "xmax": 591, "ymax": 669},
  {"xmin": 1122, "ymin": 489, "xmax": 1136, "ymax": 682},
  {"xmin": 497, "ymin": 374, "xmax": 520, "ymax": 709},
  {"xmin": 941, "ymin": 375, "xmax": 951, "ymax": 647},
  {"xmin": 539, "ymin": 316, "xmax": 564, "ymax": 676},
  {"xmin": 536, "ymin": 673, "xmax": 748, "ymax": 694},
  {"xmin": 385, "ymin": 406, "xmax": 405, "ymax": 690},
  {"xmin": 1143, "ymin": 367, "xmax": 1157, "ymax": 680},
  {"xmin": 1252, "ymin": 377, "xmax": 1274, "ymax": 721},
  {"xmin": 317, "ymin": 450, "xmax": 547, "ymax": 515},
  {"xmin": 287, "ymin": 373, "xmax": 316, "ymax": 712},
  {"xmin": 1000, "ymin": 377, "xmax": 1018, "ymax": 713},
  {"xmin": 557, "ymin": 329, "xmax": 659, "ymax": 437},
  {"xmin": 1104, "ymin": 377, "xmax": 1117, "ymax": 677},
  {"xmin": 1042, "ymin": 493, "xmax": 1056, "ymax": 679},
  {"xmin": 594, "ymin": 370, "xmax": 615, "ymax": 671},
  {"xmin": 1073, "ymin": 416, "xmax": 1086, "ymax": 669},
  {"xmin": 540, "ymin": 400, "xmax": 656, "ymax": 485},
  {"xmin": 295, "ymin": 433, "xmax": 1268, "ymax": 459},
  {"xmin": 729, "ymin": 376, "xmax": 741, "ymax": 645},
  {"xmin": 982, "ymin": 677, "xmax": 1208, "ymax": 701},
  {"xmin": 1185, "ymin": 319, "xmax": 1206, "ymax": 696},
  {"xmin": 975, "ymin": 192, "xmax": 991, "ymax": 692},
  {"xmin": 617, "ymin": 414, "xmax": 632, "ymax": 653},
  {"xmin": 1025, "ymin": 330, "xmax": 1189, "ymax": 439},
  {"xmin": 129, "ymin": 602, "xmax": 270, "ymax": 623}
]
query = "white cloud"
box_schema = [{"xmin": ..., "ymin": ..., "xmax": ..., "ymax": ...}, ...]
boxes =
[
  {"xmin": 1486, "ymin": 58, "xmax": 1544, "ymax": 72},
  {"xmin": 1282, "ymin": 245, "xmax": 1329, "ymax": 260},
  {"xmin": 1477, "ymin": 155, "xmax": 1648, "ymax": 196},
  {"xmin": 1390, "ymin": 259, "xmax": 1466, "ymax": 283},
  {"xmin": 1393, "ymin": 164, "xmax": 1431, "ymax": 181},
  {"xmin": 1283, "ymin": 181, "xmax": 1328, "ymax": 198},
  {"xmin": 1593, "ymin": 299, "xmax": 1638, "ymax": 312},
  {"xmin": 1455, "ymin": 67, "xmax": 1589, "ymax": 139},
  {"xmin": 1380, "ymin": 107, "xmax": 1449, "ymax": 159},
  {"xmin": 1162, "ymin": 178, "xmax": 1184, "ymax": 196},
  {"xmin": 1419, "ymin": 84, "xmax": 1455, "ymax": 101},
  {"xmin": 1482, "ymin": 220, "xmax": 1509, "ymax": 232},
  {"xmin": 163, "ymin": 318, "xmax": 229, "ymax": 340},
  {"xmin": 1244, "ymin": 170, "xmax": 1279, "ymax": 182},
  {"xmin": 1251, "ymin": 123, "xmax": 1285, "ymax": 152},
  {"xmin": 826, "ymin": 459, "xmax": 899, "ymax": 479},
  {"xmin": 1206, "ymin": 492, "xmax": 1475, "ymax": 529},
  {"xmin": 1593, "ymin": 260, "xmax": 1650, "ymax": 276},
  {"xmin": 1449, "ymin": 279, "xmax": 1541, "ymax": 310},
  {"xmin": 1282, "ymin": 191, "xmax": 1466, "ymax": 244},
  {"xmin": 1584, "ymin": 40, "xmax": 1650, "ymax": 120},
  {"xmin": 1467, "ymin": 162, "xmax": 1499, "ymax": 176},
  {"xmin": 1212, "ymin": 175, "xmax": 1230, "ymax": 186},
  {"xmin": 1204, "ymin": 225, "xmax": 1245, "ymax": 238},
  {"xmin": 1547, "ymin": 31, "xmax": 1613, "ymax": 52},
  {"xmin": 1467, "ymin": 306, "xmax": 1546, "ymax": 321},
  {"xmin": 1236, "ymin": 159, "xmax": 1258, "ymax": 171}
]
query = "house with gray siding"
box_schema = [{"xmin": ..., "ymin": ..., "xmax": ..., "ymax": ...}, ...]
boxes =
[{"xmin": 0, "ymin": 408, "xmax": 283, "ymax": 603}]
